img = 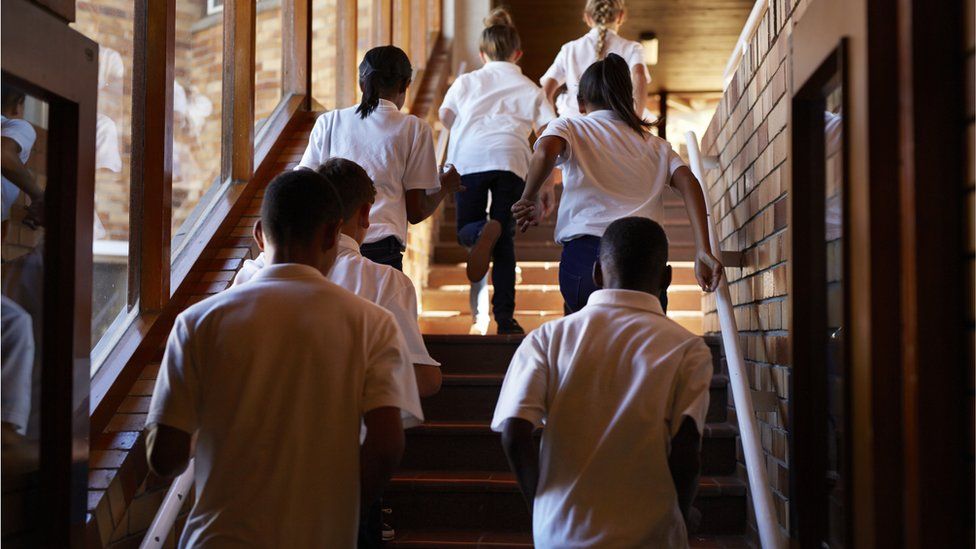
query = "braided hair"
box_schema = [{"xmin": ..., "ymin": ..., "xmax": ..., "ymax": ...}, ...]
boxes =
[
  {"xmin": 584, "ymin": 0, "xmax": 625, "ymax": 59},
  {"xmin": 356, "ymin": 46, "xmax": 413, "ymax": 119},
  {"xmin": 577, "ymin": 53, "xmax": 650, "ymax": 137}
]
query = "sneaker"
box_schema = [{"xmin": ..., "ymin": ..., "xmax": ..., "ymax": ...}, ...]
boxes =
[
  {"xmin": 381, "ymin": 507, "xmax": 395, "ymax": 541},
  {"xmin": 466, "ymin": 220, "xmax": 502, "ymax": 282},
  {"xmin": 497, "ymin": 318, "xmax": 525, "ymax": 335}
]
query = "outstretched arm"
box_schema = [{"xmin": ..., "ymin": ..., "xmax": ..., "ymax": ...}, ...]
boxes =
[
  {"xmin": 405, "ymin": 166, "xmax": 464, "ymax": 224},
  {"xmin": 500, "ymin": 418, "xmax": 539, "ymax": 513},
  {"xmin": 541, "ymin": 78, "xmax": 560, "ymax": 111},
  {"xmin": 511, "ymin": 136, "xmax": 565, "ymax": 233},
  {"xmin": 670, "ymin": 166, "xmax": 722, "ymax": 292}
]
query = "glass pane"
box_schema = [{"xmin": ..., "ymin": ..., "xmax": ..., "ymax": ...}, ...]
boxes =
[
  {"xmin": 312, "ymin": 0, "xmax": 338, "ymax": 109},
  {"xmin": 71, "ymin": 3, "xmax": 136, "ymax": 354},
  {"xmin": 172, "ymin": 0, "xmax": 224, "ymax": 248},
  {"xmin": 823, "ymin": 85, "xmax": 845, "ymax": 547},
  {"xmin": 255, "ymin": 3, "xmax": 283, "ymax": 130},
  {"xmin": 1, "ymin": 91, "xmax": 48, "ymax": 542},
  {"xmin": 356, "ymin": 0, "xmax": 373, "ymax": 103}
]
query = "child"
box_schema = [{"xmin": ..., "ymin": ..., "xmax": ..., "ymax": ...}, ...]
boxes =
[
  {"xmin": 540, "ymin": 0, "xmax": 650, "ymax": 118},
  {"xmin": 1, "ymin": 85, "xmax": 43, "ymax": 236},
  {"xmin": 234, "ymin": 160, "xmax": 442, "ymax": 398},
  {"xmin": 298, "ymin": 46, "xmax": 462, "ymax": 271},
  {"xmin": 513, "ymin": 54, "xmax": 722, "ymax": 313},
  {"xmin": 146, "ymin": 169, "xmax": 422, "ymax": 548},
  {"xmin": 438, "ymin": 8, "xmax": 555, "ymax": 335},
  {"xmin": 493, "ymin": 217, "xmax": 712, "ymax": 548}
]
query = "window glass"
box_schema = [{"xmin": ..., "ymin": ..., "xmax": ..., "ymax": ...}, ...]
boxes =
[
  {"xmin": 71, "ymin": 2, "xmax": 135, "ymax": 354},
  {"xmin": 255, "ymin": 2, "xmax": 283, "ymax": 129},
  {"xmin": 312, "ymin": 0, "xmax": 338, "ymax": 109},
  {"xmin": 172, "ymin": 0, "xmax": 224, "ymax": 250},
  {"xmin": 356, "ymin": 0, "xmax": 373, "ymax": 102}
]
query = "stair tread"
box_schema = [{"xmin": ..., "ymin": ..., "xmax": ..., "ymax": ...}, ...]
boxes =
[
  {"xmin": 388, "ymin": 530, "xmax": 754, "ymax": 548},
  {"xmin": 440, "ymin": 372, "xmax": 729, "ymax": 388},
  {"xmin": 410, "ymin": 420, "xmax": 738, "ymax": 437}
]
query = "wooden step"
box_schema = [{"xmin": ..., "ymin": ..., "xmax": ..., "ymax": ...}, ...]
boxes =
[
  {"xmin": 433, "ymin": 241, "xmax": 698, "ymax": 264},
  {"xmin": 420, "ymin": 311, "xmax": 703, "ymax": 336},
  {"xmin": 426, "ymin": 261, "xmax": 699, "ymax": 288},
  {"xmin": 384, "ymin": 472, "xmax": 747, "ymax": 535},
  {"xmin": 401, "ymin": 421, "xmax": 737, "ymax": 476},
  {"xmin": 388, "ymin": 531, "xmax": 755, "ymax": 548},
  {"xmin": 437, "ymin": 216, "xmax": 692, "ymax": 245},
  {"xmin": 421, "ymin": 285, "xmax": 704, "ymax": 314}
]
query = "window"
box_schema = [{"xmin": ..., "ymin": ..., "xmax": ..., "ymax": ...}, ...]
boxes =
[
  {"xmin": 207, "ymin": 0, "xmax": 224, "ymax": 15},
  {"xmin": 255, "ymin": 2, "xmax": 284, "ymax": 128},
  {"xmin": 312, "ymin": 0, "xmax": 338, "ymax": 109}
]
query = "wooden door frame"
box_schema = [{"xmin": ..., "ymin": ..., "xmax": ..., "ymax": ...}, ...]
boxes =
[{"xmin": 0, "ymin": 0, "xmax": 98, "ymax": 545}]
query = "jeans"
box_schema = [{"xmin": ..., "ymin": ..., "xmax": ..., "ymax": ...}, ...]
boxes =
[
  {"xmin": 360, "ymin": 236, "xmax": 404, "ymax": 271},
  {"xmin": 456, "ymin": 170, "xmax": 525, "ymax": 322},
  {"xmin": 559, "ymin": 235, "xmax": 670, "ymax": 314}
]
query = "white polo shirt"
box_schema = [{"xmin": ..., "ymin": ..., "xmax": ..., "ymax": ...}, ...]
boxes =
[
  {"xmin": 1, "ymin": 116, "xmax": 36, "ymax": 222},
  {"xmin": 492, "ymin": 289, "xmax": 713, "ymax": 549},
  {"xmin": 297, "ymin": 100, "xmax": 441, "ymax": 246},
  {"xmin": 233, "ymin": 235, "xmax": 438, "ymax": 370},
  {"xmin": 148, "ymin": 264, "xmax": 423, "ymax": 548},
  {"xmin": 440, "ymin": 61, "xmax": 555, "ymax": 180},
  {"xmin": 541, "ymin": 28, "xmax": 651, "ymax": 118},
  {"xmin": 539, "ymin": 109, "xmax": 685, "ymax": 243}
]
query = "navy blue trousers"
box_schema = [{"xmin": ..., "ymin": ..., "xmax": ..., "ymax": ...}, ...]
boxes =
[{"xmin": 559, "ymin": 235, "xmax": 670, "ymax": 314}]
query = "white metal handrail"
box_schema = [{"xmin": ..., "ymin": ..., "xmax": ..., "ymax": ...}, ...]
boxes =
[
  {"xmin": 723, "ymin": 0, "xmax": 770, "ymax": 86},
  {"xmin": 139, "ymin": 460, "xmax": 195, "ymax": 549},
  {"xmin": 685, "ymin": 131, "xmax": 785, "ymax": 549}
]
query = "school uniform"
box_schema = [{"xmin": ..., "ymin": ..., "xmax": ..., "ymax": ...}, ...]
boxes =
[
  {"xmin": 148, "ymin": 264, "xmax": 423, "ymax": 548},
  {"xmin": 1, "ymin": 115, "xmax": 36, "ymax": 222},
  {"xmin": 491, "ymin": 289, "xmax": 713, "ymax": 549},
  {"xmin": 297, "ymin": 99, "xmax": 441, "ymax": 270},
  {"xmin": 439, "ymin": 61, "xmax": 555, "ymax": 322},
  {"xmin": 541, "ymin": 28, "xmax": 651, "ymax": 118},
  {"xmin": 539, "ymin": 109, "xmax": 685, "ymax": 312},
  {"xmin": 1, "ymin": 295, "xmax": 34, "ymax": 434}
]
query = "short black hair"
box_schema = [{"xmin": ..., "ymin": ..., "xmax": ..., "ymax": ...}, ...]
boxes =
[
  {"xmin": 599, "ymin": 217, "xmax": 669, "ymax": 287},
  {"xmin": 314, "ymin": 158, "xmax": 376, "ymax": 221},
  {"xmin": 260, "ymin": 169, "xmax": 343, "ymax": 246}
]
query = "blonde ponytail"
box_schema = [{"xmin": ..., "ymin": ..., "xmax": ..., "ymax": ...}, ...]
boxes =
[{"xmin": 584, "ymin": 0, "xmax": 625, "ymax": 59}]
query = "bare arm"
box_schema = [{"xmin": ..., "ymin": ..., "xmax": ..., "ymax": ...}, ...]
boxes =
[
  {"xmin": 541, "ymin": 78, "xmax": 560, "ymax": 110},
  {"xmin": 511, "ymin": 136, "xmax": 565, "ymax": 233},
  {"xmin": 360, "ymin": 406, "xmax": 405, "ymax": 506},
  {"xmin": 668, "ymin": 417, "xmax": 702, "ymax": 525},
  {"xmin": 631, "ymin": 66, "xmax": 648, "ymax": 115},
  {"xmin": 145, "ymin": 423, "xmax": 193, "ymax": 479},
  {"xmin": 405, "ymin": 166, "xmax": 463, "ymax": 224},
  {"xmin": 670, "ymin": 166, "xmax": 722, "ymax": 292},
  {"xmin": 500, "ymin": 418, "xmax": 539, "ymax": 513},
  {"xmin": 413, "ymin": 364, "xmax": 442, "ymax": 397}
]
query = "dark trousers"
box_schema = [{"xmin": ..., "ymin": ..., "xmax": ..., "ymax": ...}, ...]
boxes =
[
  {"xmin": 559, "ymin": 235, "xmax": 670, "ymax": 314},
  {"xmin": 361, "ymin": 236, "xmax": 404, "ymax": 271},
  {"xmin": 455, "ymin": 170, "xmax": 525, "ymax": 322},
  {"xmin": 357, "ymin": 500, "xmax": 382, "ymax": 549}
]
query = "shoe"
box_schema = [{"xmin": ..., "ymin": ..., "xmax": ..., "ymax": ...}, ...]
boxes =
[
  {"xmin": 466, "ymin": 220, "xmax": 502, "ymax": 282},
  {"xmin": 497, "ymin": 318, "xmax": 525, "ymax": 335},
  {"xmin": 381, "ymin": 507, "xmax": 395, "ymax": 541}
]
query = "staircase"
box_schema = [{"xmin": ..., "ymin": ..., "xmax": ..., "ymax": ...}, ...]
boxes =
[
  {"xmin": 386, "ymin": 335, "xmax": 753, "ymax": 547},
  {"xmin": 419, "ymin": 184, "xmax": 706, "ymax": 335}
]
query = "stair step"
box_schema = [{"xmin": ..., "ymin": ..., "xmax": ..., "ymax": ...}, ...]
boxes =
[
  {"xmin": 388, "ymin": 531, "xmax": 755, "ymax": 548},
  {"xmin": 428, "ymin": 262, "xmax": 562, "ymax": 288},
  {"xmin": 424, "ymin": 335, "xmax": 523, "ymax": 375},
  {"xmin": 384, "ymin": 472, "xmax": 746, "ymax": 535},
  {"xmin": 435, "ymin": 220, "xmax": 694, "ymax": 245},
  {"xmin": 421, "ymin": 285, "xmax": 703, "ymax": 314},
  {"xmin": 433, "ymin": 242, "xmax": 698, "ymax": 264},
  {"xmin": 420, "ymin": 311, "xmax": 703, "ymax": 336},
  {"xmin": 401, "ymin": 421, "xmax": 737, "ymax": 476},
  {"xmin": 422, "ymin": 374, "xmax": 730, "ymax": 425}
]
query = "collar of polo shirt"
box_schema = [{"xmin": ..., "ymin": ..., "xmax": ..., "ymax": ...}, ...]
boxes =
[
  {"xmin": 337, "ymin": 233, "xmax": 361, "ymax": 253},
  {"xmin": 587, "ymin": 288, "xmax": 665, "ymax": 315},
  {"xmin": 483, "ymin": 60, "xmax": 522, "ymax": 73},
  {"xmin": 249, "ymin": 263, "xmax": 326, "ymax": 281}
]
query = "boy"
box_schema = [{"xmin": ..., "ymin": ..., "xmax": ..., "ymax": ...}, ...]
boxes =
[
  {"xmin": 145, "ymin": 169, "xmax": 422, "ymax": 548},
  {"xmin": 1, "ymin": 85, "xmax": 43, "ymax": 234},
  {"xmin": 234, "ymin": 159, "xmax": 442, "ymax": 398},
  {"xmin": 492, "ymin": 217, "xmax": 712, "ymax": 548}
]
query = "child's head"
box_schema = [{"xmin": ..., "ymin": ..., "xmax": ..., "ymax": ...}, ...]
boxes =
[
  {"xmin": 584, "ymin": 0, "xmax": 626, "ymax": 59},
  {"xmin": 255, "ymin": 169, "xmax": 344, "ymax": 273},
  {"xmin": 594, "ymin": 216, "xmax": 671, "ymax": 295},
  {"xmin": 479, "ymin": 8, "xmax": 522, "ymax": 63},
  {"xmin": 357, "ymin": 46, "xmax": 413, "ymax": 119},
  {"xmin": 2, "ymin": 84, "xmax": 26, "ymax": 118},
  {"xmin": 577, "ymin": 53, "xmax": 649, "ymax": 136},
  {"xmin": 314, "ymin": 157, "xmax": 376, "ymax": 243}
]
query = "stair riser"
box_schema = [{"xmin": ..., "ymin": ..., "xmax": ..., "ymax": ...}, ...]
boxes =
[
  {"xmin": 426, "ymin": 265, "xmax": 699, "ymax": 290},
  {"xmin": 422, "ymin": 289, "xmax": 703, "ymax": 314},
  {"xmin": 427, "ymin": 342, "xmax": 520, "ymax": 375},
  {"xmin": 401, "ymin": 430, "xmax": 737, "ymax": 476},
  {"xmin": 434, "ymin": 244, "xmax": 697, "ymax": 264}
]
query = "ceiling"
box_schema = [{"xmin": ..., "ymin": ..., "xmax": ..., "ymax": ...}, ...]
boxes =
[{"xmin": 501, "ymin": 0, "xmax": 755, "ymax": 93}]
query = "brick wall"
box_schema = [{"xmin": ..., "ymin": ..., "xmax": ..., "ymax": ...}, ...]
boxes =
[{"xmin": 699, "ymin": 0, "xmax": 804, "ymax": 537}]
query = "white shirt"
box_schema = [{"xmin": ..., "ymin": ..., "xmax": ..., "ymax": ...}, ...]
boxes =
[
  {"xmin": 540, "ymin": 110, "xmax": 685, "ymax": 243},
  {"xmin": 492, "ymin": 289, "xmax": 713, "ymax": 549},
  {"xmin": 297, "ymin": 100, "xmax": 441, "ymax": 246},
  {"xmin": 1, "ymin": 295, "xmax": 34, "ymax": 434},
  {"xmin": 440, "ymin": 62, "xmax": 555, "ymax": 180},
  {"xmin": 234, "ymin": 235, "xmax": 439, "ymax": 369},
  {"xmin": 1, "ymin": 116, "xmax": 36, "ymax": 222},
  {"xmin": 148, "ymin": 264, "xmax": 423, "ymax": 549},
  {"xmin": 541, "ymin": 28, "xmax": 651, "ymax": 118}
]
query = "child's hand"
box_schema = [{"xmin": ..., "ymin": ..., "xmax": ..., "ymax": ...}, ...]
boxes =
[
  {"xmin": 439, "ymin": 165, "xmax": 464, "ymax": 194},
  {"xmin": 695, "ymin": 250, "xmax": 723, "ymax": 292},
  {"xmin": 511, "ymin": 197, "xmax": 539, "ymax": 233},
  {"xmin": 23, "ymin": 198, "xmax": 44, "ymax": 230},
  {"xmin": 539, "ymin": 184, "xmax": 556, "ymax": 219}
]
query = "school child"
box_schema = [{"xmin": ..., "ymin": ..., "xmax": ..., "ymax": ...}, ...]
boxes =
[
  {"xmin": 540, "ymin": 0, "xmax": 650, "ymax": 118},
  {"xmin": 513, "ymin": 54, "xmax": 722, "ymax": 313},
  {"xmin": 438, "ymin": 8, "xmax": 556, "ymax": 335},
  {"xmin": 1, "ymin": 85, "xmax": 43, "ymax": 236},
  {"xmin": 234, "ymin": 160, "xmax": 442, "ymax": 398},
  {"xmin": 146, "ymin": 169, "xmax": 422, "ymax": 548},
  {"xmin": 298, "ymin": 45, "xmax": 462, "ymax": 271},
  {"xmin": 493, "ymin": 217, "xmax": 712, "ymax": 549}
]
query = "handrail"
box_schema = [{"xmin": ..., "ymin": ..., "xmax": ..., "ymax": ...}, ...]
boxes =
[
  {"xmin": 139, "ymin": 460, "xmax": 195, "ymax": 549},
  {"xmin": 685, "ymin": 131, "xmax": 785, "ymax": 549},
  {"xmin": 722, "ymin": 0, "xmax": 769, "ymax": 86}
]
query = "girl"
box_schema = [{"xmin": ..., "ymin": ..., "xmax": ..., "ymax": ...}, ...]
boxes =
[
  {"xmin": 298, "ymin": 45, "xmax": 461, "ymax": 271},
  {"xmin": 512, "ymin": 54, "xmax": 722, "ymax": 313},
  {"xmin": 540, "ymin": 0, "xmax": 649, "ymax": 118},
  {"xmin": 438, "ymin": 8, "xmax": 555, "ymax": 335}
]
